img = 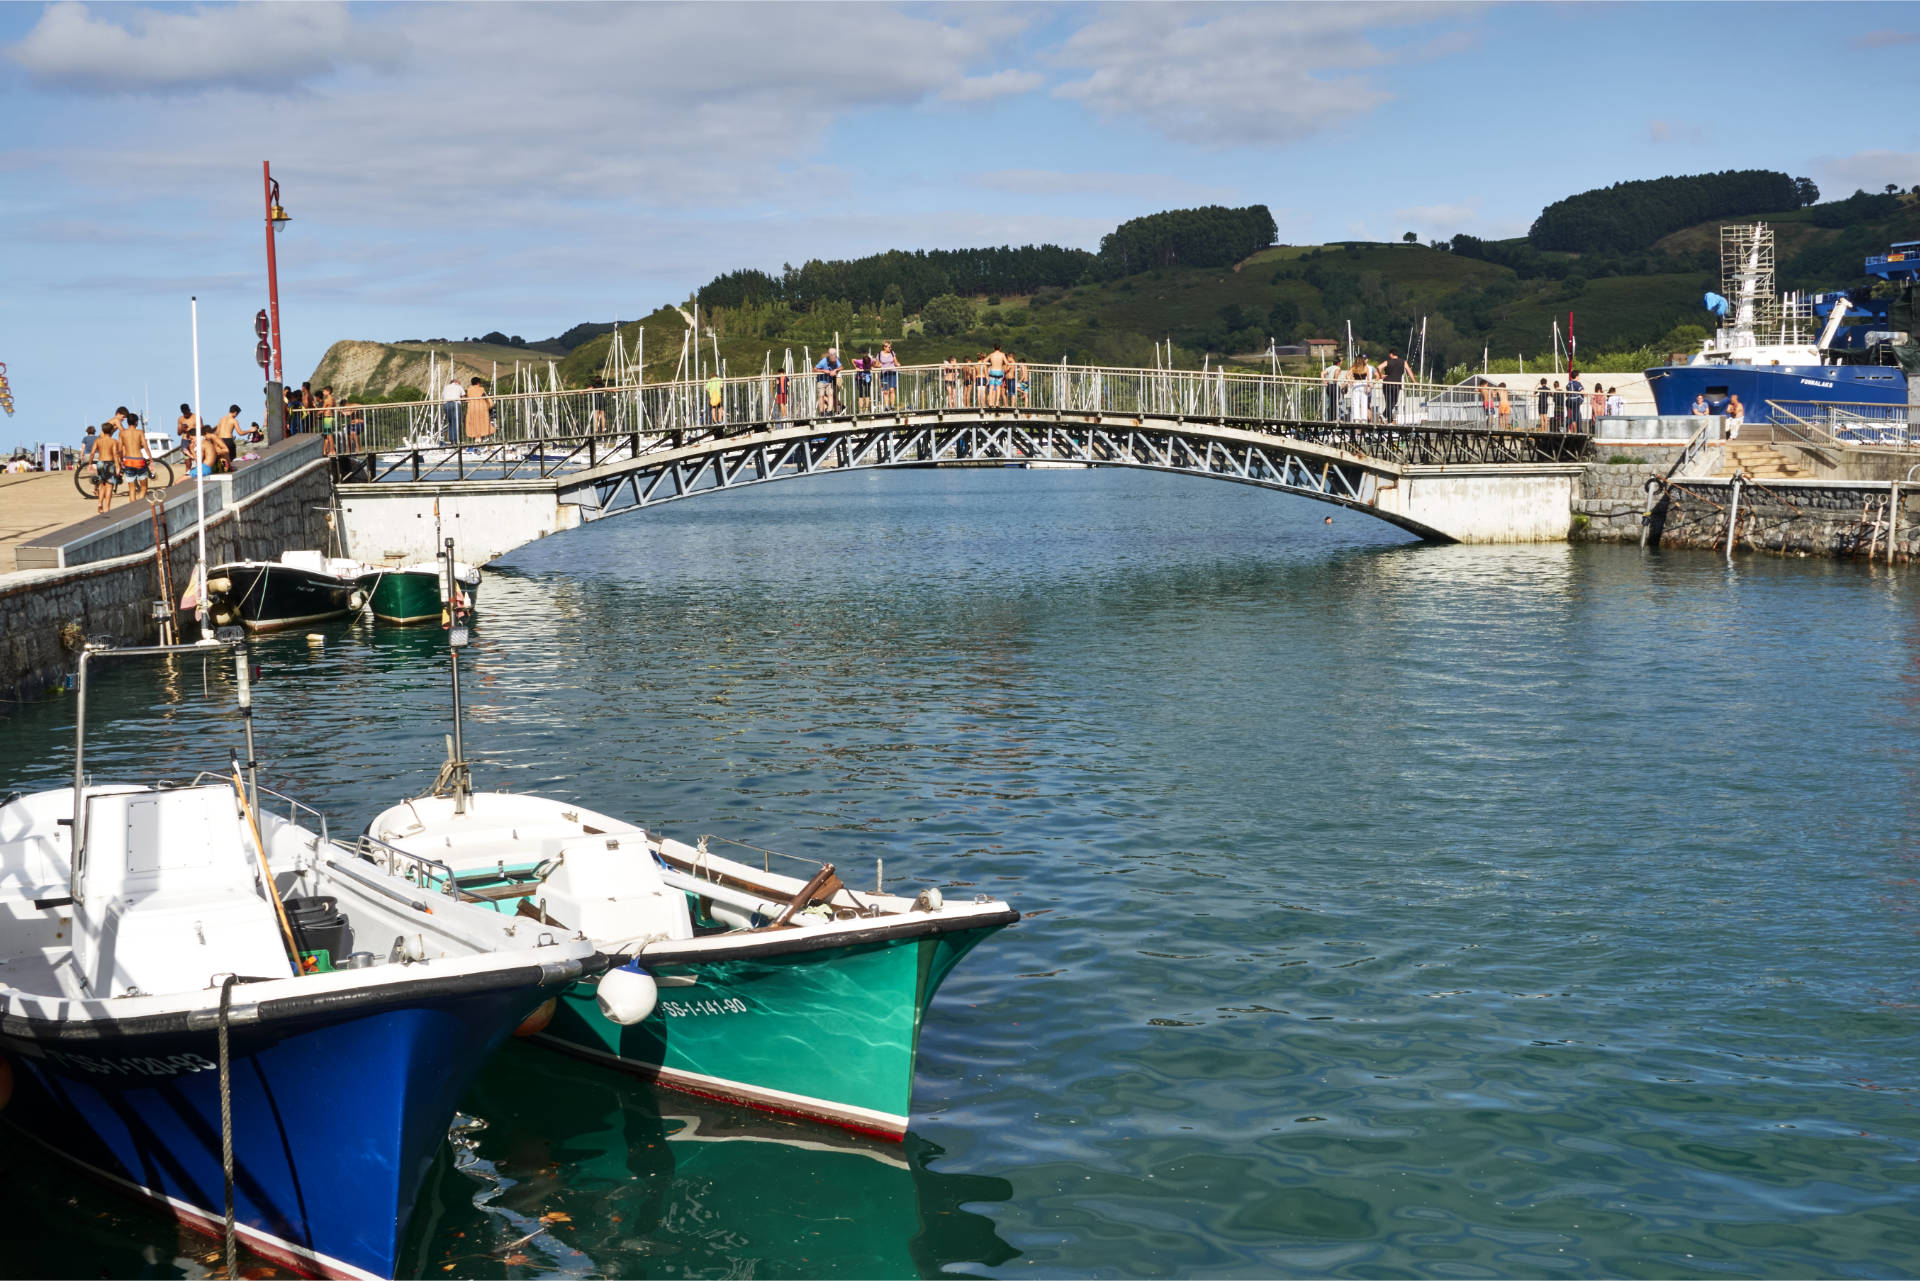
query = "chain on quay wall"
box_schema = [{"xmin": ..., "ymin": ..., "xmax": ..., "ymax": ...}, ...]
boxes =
[
  {"xmin": 0, "ymin": 460, "xmax": 335, "ymax": 702},
  {"xmin": 1574, "ymin": 459, "xmax": 1920, "ymax": 561}
]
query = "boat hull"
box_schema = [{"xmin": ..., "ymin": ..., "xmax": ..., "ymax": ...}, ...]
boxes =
[
  {"xmin": 539, "ymin": 926, "xmax": 1003, "ymax": 1139},
  {"xmin": 1646, "ymin": 361, "xmax": 1907, "ymax": 423},
  {"xmin": 209, "ymin": 563, "xmax": 361, "ymax": 633},
  {"xmin": 360, "ymin": 569, "xmax": 479, "ymax": 626},
  {"xmin": 1, "ymin": 981, "xmax": 562, "ymax": 1279}
]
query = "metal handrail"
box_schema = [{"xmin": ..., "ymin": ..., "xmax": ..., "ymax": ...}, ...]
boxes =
[
  {"xmin": 354, "ymin": 830, "xmax": 461, "ymax": 899},
  {"xmin": 1766, "ymin": 399, "xmax": 1917, "ymax": 450},
  {"xmin": 314, "ymin": 360, "xmax": 1609, "ymax": 460},
  {"xmin": 187, "ymin": 771, "xmax": 329, "ymax": 846}
]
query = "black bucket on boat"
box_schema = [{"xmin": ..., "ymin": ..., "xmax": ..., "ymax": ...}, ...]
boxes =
[{"xmin": 285, "ymin": 894, "xmax": 352, "ymax": 961}]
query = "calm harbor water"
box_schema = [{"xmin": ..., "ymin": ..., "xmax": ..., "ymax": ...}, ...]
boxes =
[{"xmin": 3, "ymin": 467, "xmax": 1918, "ymax": 1279}]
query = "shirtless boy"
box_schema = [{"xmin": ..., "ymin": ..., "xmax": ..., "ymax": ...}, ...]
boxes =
[
  {"xmin": 120, "ymin": 412, "xmax": 152, "ymax": 499},
  {"xmin": 985, "ymin": 344, "xmax": 1008, "ymax": 407},
  {"xmin": 215, "ymin": 404, "xmax": 240, "ymax": 470},
  {"xmin": 92, "ymin": 421, "xmax": 121, "ymax": 513}
]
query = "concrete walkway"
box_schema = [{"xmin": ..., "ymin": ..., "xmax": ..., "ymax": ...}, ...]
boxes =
[{"xmin": 0, "ymin": 471, "xmax": 110, "ymax": 571}]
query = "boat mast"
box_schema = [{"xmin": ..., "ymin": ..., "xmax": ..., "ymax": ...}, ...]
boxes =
[{"xmin": 442, "ymin": 537, "xmax": 472, "ymax": 813}]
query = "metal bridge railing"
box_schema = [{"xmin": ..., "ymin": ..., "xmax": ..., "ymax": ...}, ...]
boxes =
[
  {"xmin": 1767, "ymin": 399, "xmax": 1919, "ymax": 450},
  {"xmin": 314, "ymin": 362, "xmax": 1594, "ymax": 463}
]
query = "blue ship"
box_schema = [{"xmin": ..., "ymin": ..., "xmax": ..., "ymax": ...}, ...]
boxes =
[{"xmin": 1646, "ymin": 226, "xmax": 1912, "ymax": 426}]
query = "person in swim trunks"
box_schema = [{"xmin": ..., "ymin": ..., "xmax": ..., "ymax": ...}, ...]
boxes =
[
  {"xmin": 120, "ymin": 412, "xmax": 152, "ymax": 499},
  {"xmin": 986, "ymin": 343, "xmax": 1007, "ymax": 407},
  {"xmin": 92, "ymin": 421, "xmax": 121, "ymax": 513}
]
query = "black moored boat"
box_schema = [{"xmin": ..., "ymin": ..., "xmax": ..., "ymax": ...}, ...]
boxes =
[{"xmin": 204, "ymin": 551, "xmax": 368, "ymax": 633}]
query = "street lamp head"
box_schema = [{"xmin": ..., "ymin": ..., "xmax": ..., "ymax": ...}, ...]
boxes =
[{"xmin": 269, "ymin": 204, "xmax": 290, "ymax": 232}]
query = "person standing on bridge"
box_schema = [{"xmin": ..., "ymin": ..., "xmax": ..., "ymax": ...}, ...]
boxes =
[
  {"xmin": 464, "ymin": 377, "xmax": 494, "ymax": 441},
  {"xmin": 442, "ymin": 373, "xmax": 465, "ymax": 444},
  {"xmin": 986, "ymin": 343, "xmax": 1009, "ymax": 407},
  {"xmin": 816, "ymin": 348, "xmax": 842, "ymax": 414},
  {"xmin": 1346, "ymin": 354, "xmax": 1372, "ymax": 424},
  {"xmin": 942, "ymin": 355, "xmax": 959, "ymax": 408},
  {"xmin": 1379, "ymin": 348, "xmax": 1408, "ymax": 425},
  {"xmin": 878, "ymin": 341, "xmax": 900, "ymax": 411},
  {"xmin": 706, "ymin": 371, "xmax": 724, "ymax": 426},
  {"xmin": 1321, "ymin": 356, "xmax": 1342, "ymax": 421}
]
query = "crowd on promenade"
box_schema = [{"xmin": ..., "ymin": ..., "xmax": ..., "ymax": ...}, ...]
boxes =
[{"xmin": 74, "ymin": 402, "xmax": 265, "ymax": 513}]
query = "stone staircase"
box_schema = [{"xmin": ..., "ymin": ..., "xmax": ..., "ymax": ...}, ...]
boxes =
[{"xmin": 1720, "ymin": 442, "xmax": 1808, "ymax": 481}]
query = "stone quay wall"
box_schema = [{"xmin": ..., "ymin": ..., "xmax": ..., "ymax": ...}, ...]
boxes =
[
  {"xmin": 1572, "ymin": 460, "xmax": 1920, "ymax": 561},
  {"xmin": 0, "ymin": 461, "xmax": 334, "ymax": 701}
]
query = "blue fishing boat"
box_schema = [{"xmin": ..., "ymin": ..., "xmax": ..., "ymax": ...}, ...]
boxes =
[
  {"xmin": 0, "ymin": 638, "xmax": 601, "ymax": 1279},
  {"xmin": 1646, "ymin": 223, "xmax": 1912, "ymax": 425}
]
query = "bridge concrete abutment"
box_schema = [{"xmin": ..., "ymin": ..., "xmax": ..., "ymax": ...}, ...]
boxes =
[
  {"xmin": 334, "ymin": 479, "xmax": 578, "ymax": 564},
  {"xmin": 1376, "ymin": 464, "xmax": 1584, "ymax": 543}
]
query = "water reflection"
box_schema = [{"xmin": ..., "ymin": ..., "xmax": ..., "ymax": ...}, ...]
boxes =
[{"xmin": 403, "ymin": 1042, "xmax": 1017, "ymax": 1279}]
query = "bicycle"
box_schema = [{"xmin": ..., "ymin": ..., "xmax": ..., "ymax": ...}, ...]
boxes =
[{"xmin": 74, "ymin": 455, "xmax": 175, "ymax": 500}]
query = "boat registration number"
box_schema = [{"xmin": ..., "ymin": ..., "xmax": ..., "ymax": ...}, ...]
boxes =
[
  {"xmin": 660, "ymin": 997, "xmax": 748, "ymax": 1018},
  {"xmin": 37, "ymin": 1047, "xmax": 217, "ymax": 1078}
]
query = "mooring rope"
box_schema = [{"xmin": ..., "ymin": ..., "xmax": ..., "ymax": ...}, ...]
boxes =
[{"xmin": 217, "ymin": 973, "xmax": 238, "ymax": 1281}]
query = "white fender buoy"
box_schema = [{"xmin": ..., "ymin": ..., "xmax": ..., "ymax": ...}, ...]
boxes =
[
  {"xmin": 306, "ymin": 633, "xmax": 324, "ymax": 645},
  {"xmin": 596, "ymin": 965, "xmax": 659, "ymax": 1026}
]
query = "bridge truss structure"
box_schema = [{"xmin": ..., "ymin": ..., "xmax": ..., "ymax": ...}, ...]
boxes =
[{"xmin": 336, "ymin": 406, "xmax": 1589, "ymax": 534}]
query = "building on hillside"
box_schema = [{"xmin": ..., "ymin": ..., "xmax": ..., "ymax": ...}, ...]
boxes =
[{"xmin": 1306, "ymin": 339, "xmax": 1338, "ymax": 363}]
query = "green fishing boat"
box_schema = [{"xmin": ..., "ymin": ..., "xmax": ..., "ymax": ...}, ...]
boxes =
[
  {"xmin": 356, "ymin": 559, "xmax": 480, "ymax": 625},
  {"xmin": 365, "ymin": 791, "xmax": 1016, "ymax": 1137}
]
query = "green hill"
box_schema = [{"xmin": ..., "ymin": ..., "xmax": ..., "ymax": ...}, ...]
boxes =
[{"xmin": 315, "ymin": 185, "xmax": 1920, "ymax": 397}]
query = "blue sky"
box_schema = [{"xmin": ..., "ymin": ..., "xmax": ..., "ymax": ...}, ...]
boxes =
[{"xmin": 2, "ymin": 0, "xmax": 1917, "ymax": 451}]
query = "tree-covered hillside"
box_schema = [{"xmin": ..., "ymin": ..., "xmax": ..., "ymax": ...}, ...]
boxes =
[{"xmin": 318, "ymin": 177, "xmax": 1920, "ymax": 398}]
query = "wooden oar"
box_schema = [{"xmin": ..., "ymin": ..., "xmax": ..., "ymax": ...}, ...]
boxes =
[{"xmin": 233, "ymin": 768, "xmax": 305, "ymax": 972}]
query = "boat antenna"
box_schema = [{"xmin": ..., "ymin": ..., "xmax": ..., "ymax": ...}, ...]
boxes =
[
  {"xmin": 234, "ymin": 643, "xmax": 259, "ymax": 814},
  {"xmin": 434, "ymin": 537, "xmax": 474, "ymax": 812},
  {"xmin": 191, "ymin": 296, "xmax": 210, "ymax": 642}
]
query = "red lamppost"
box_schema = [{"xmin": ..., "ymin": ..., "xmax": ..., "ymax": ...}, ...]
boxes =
[{"xmin": 261, "ymin": 161, "xmax": 291, "ymax": 439}]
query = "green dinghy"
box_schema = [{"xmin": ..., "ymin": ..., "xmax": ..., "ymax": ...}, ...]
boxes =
[
  {"xmin": 356, "ymin": 559, "xmax": 481, "ymax": 625},
  {"xmin": 365, "ymin": 790, "xmax": 1017, "ymax": 1137}
]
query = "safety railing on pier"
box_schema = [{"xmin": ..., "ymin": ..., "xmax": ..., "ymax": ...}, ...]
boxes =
[
  {"xmin": 1768, "ymin": 399, "xmax": 1920, "ymax": 450},
  {"xmin": 310, "ymin": 361, "xmax": 1603, "ymax": 464}
]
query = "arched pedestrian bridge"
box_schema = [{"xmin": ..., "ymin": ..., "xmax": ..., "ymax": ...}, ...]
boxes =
[{"xmin": 328, "ymin": 362, "xmax": 1590, "ymax": 564}]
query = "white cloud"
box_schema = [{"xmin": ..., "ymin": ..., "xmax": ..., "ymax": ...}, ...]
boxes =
[
  {"xmin": 9, "ymin": 1, "xmax": 388, "ymax": 92},
  {"xmin": 942, "ymin": 69, "xmax": 1045, "ymax": 103},
  {"xmin": 1051, "ymin": 2, "xmax": 1473, "ymax": 145},
  {"xmin": 6, "ymin": 2, "xmax": 1034, "ymax": 228},
  {"xmin": 1811, "ymin": 149, "xmax": 1920, "ymax": 196}
]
